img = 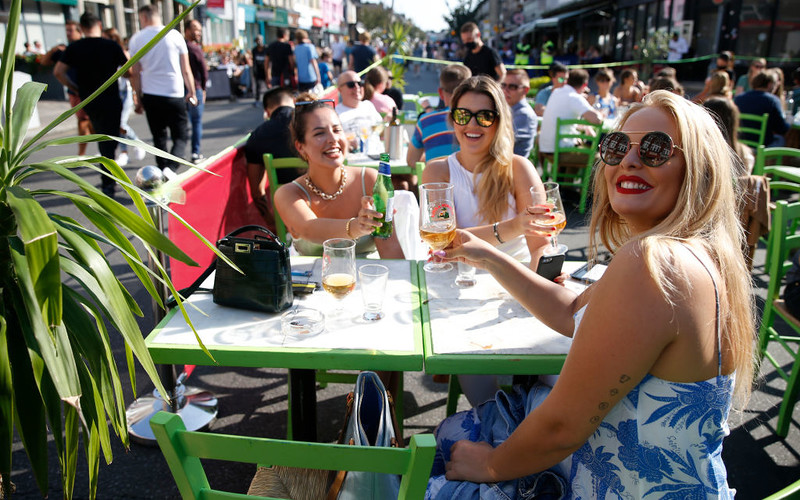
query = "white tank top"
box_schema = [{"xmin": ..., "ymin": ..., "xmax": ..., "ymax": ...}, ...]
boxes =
[{"xmin": 446, "ymin": 154, "xmax": 529, "ymax": 261}]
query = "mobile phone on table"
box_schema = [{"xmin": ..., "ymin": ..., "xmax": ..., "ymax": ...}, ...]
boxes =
[
  {"xmin": 570, "ymin": 263, "xmax": 608, "ymax": 284},
  {"xmin": 536, "ymin": 253, "xmax": 565, "ymax": 281}
]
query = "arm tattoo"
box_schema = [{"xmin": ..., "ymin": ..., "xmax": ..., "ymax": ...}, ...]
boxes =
[{"xmin": 592, "ymin": 375, "xmax": 632, "ymax": 425}]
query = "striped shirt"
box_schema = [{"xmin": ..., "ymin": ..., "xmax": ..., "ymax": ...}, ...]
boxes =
[{"xmin": 411, "ymin": 108, "xmax": 459, "ymax": 162}]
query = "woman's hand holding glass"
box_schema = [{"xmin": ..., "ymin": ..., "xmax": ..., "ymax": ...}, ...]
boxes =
[
  {"xmin": 431, "ymin": 229, "xmax": 495, "ymax": 271},
  {"xmin": 529, "ymin": 182, "xmax": 567, "ymax": 254}
]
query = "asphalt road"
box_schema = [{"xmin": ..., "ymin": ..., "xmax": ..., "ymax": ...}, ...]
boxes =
[{"xmin": 7, "ymin": 66, "xmax": 800, "ymax": 499}]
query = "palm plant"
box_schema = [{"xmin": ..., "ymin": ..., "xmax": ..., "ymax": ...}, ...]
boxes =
[
  {"xmin": 384, "ymin": 22, "xmax": 412, "ymax": 91},
  {"xmin": 0, "ymin": 1, "xmax": 221, "ymax": 498}
]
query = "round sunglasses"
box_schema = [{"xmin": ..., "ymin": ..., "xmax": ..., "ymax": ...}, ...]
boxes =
[
  {"xmin": 600, "ymin": 131, "xmax": 683, "ymax": 167},
  {"xmin": 451, "ymin": 108, "xmax": 498, "ymax": 127}
]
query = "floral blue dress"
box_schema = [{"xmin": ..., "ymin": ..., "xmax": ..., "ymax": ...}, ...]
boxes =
[{"xmin": 557, "ymin": 301, "xmax": 735, "ymax": 498}]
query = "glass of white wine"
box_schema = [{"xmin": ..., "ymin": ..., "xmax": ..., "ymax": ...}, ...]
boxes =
[
  {"xmin": 322, "ymin": 238, "xmax": 357, "ymax": 313},
  {"xmin": 530, "ymin": 182, "xmax": 567, "ymax": 255},
  {"xmin": 419, "ymin": 183, "xmax": 457, "ymax": 273}
]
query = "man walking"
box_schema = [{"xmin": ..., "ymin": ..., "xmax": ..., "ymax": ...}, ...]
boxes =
[
  {"xmin": 460, "ymin": 22, "xmax": 505, "ymax": 81},
  {"xmin": 251, "ymin": 35, "xmax": 268, "ymax": 103},
  {"xmin": 184, "ymin": 19, "xmax": 208, "ymax": 163},
  {"xmin": 54, "ymin": 12, "xmax": 127, "ymax": 198},
  {"xmin": 129, "ymin": 4, "xmax": 195, "ymax": 171},
  {"xmin": 265, "ymin": 28, "xmax": 294, "ymax": 88}
]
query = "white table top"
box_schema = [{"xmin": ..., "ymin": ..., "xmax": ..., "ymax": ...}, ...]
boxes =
[
  {"xmin": 148, "ymin": 257, "xmax": 419, "ymax": 356},
  {"xmin": 424, "ymin": 261, "xmax": 587, "ymax": 357}
]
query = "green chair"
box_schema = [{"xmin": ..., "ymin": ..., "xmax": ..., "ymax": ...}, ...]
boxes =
[
  {"xmin": 264, "ymin": 153, "xmax": 309, "ymax": 245},
  {"xmin": 758, "ymin": 199, "xmax": 800, "ymax": 437},
  {"xmin": 738, "ymin": 112, "xmax": 769, "ymax": 149},
  {"xmin": 541, "ymin": 118, "xmax": 602, "ymax": 214},
  {"xmin": 764, "ymin": 478, "xmax": 800, "ymax": 499},
  {"xmin": 150, "ymin": 412, "xmax": 435, "ymax": 500}
]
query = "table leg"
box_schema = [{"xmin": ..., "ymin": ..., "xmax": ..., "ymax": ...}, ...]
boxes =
[{"xmin": 288, "ymin": 369, "xmax": 317, "ymax": 441}]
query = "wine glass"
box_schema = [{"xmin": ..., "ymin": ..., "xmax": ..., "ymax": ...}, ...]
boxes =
[
  {"xmin": 419, "ymin": 183, "xmax": 457, "ymax": 273},
  {"xmin": 530, "ymin": 182, "xmax": 567, "ymax": 255},
  {"xmin": 322, "ymin": 238, "xmax": 356, "ymax": 312}
]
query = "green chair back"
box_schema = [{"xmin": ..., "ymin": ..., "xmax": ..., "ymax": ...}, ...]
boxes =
[
  {"xmin": 544, "ymin": 118, "xmax": 602, "ymax": 214},
  {"xmin": 764, "ymin": 478, "xmax": 800, "ymax": 499},
  {"xmin": 758, "ymin": 199, "xmax": 800, "ymax": 437},
  {"xmin": 150, "ymin": 412, "xmax": 435, "ymax": 500},
  {"xmin": 738, "ymin": 112, "xmax": 769, "ymax": 149},
  {"xmin": 264, "ymin": 153, "xmax": 309, "ymax": 244}
]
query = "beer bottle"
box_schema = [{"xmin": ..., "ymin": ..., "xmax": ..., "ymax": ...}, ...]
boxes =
[{"xmin": 372, "ymin": 153, "xmax": 394, "ymax": 239}]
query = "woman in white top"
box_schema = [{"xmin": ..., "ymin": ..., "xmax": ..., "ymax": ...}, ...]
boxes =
[
  {"xmin": 422, "ymin": 75, "xmax": 549, "ymax": 269},
  {"xmin": 422, "ymin": 76, "xmax": 550, "ymax": 407}
]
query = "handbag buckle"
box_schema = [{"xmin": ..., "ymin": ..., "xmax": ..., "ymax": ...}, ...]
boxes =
[{"xmin": 234, "ymin": 242, "xmax": 251, "ymax": 253}]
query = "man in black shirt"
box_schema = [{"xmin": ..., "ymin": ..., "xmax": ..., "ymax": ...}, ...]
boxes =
[
  {"xmin": 54, "ymin": 12, "xmax": 127, "ymax": 198},
  {"xmin": 349, "ymin": 31, "xmax": 378, "ymax": 74},
  {"xmin": 265, "ymin": 28, "xmax": 294, "ymax": 88},
  {"xmin": 251, "ymin": 35, "xmax": 268, "ymax": 104},
  {"xmin": 245, "ymin": 88, "xmax": 300, "ymax": 224},
  {"xmin": 460, "ymin": 22, "xmax": 505, "ymax": 81}
]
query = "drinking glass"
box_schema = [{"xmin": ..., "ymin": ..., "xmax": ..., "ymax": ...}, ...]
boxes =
[
  {"xmin": 530, "ymin": 182, "xmax": 567, "ymax": 255},
  {"xmin": 358, "ymin": 264, "xmax": 389, "ymax": 321},
  {"xmin": 419, "ymin": 183, "xmax": 457, "ymax": 273},
  {"xmin": 322, "ymin": 238, "xmax": 356, "ymax": 312}
]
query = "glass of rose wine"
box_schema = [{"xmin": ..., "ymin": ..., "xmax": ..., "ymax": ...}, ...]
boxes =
[
  {"xmin": 419, "ymin": 183, "xmax": 457, "ymax": 273},
  {"xmin": 322, "ymin": 238, "xmax": 356, "ymax": 312},
  {"xmin": 530, "ymin": 182, "xmax": 567, "ymax": 255}
]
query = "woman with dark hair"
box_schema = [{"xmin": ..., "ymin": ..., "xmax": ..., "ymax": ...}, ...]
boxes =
[
  {"xmin": 363, "ymin": 65, "xmax": 397, "ymax": 115},
  {"xmin": 613, "ymin": 68, "xmax": 642, "ymax": 105},
  {"xmin": 273, "ymin": 95, "xmax": 404, "ymax": 259},
  {"xmin": 703, "ymin": 96, "xmax": 754, "ymax": 173},
  {"xmin": 426, "ymin": 91, "xmax": 754, "ymax": 499}
]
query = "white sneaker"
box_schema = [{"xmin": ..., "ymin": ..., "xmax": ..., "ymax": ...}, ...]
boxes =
[
  {"xmin": 116, "ymin": 152, "xmax": 129, "ymax": 167},
  {"xmin": 134, "ymin": 146, "xmax": 146, "ymax": 161}
]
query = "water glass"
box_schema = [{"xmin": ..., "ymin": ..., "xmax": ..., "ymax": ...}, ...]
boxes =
[
  {"xmin": 358, "ymin": 264, "xmax": 389, "ymax": 321},
  {"xmin": 455, "ymin": 261, "xmax": 476, "ymax": 287}
]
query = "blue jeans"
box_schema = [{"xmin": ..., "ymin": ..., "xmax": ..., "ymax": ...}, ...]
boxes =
[{"xmin": 187, "ymin": 89, "xmax": 204, "ymax": 156}]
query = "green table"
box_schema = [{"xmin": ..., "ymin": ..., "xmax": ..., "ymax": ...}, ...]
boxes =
[
  {"xmin": 419, "ymin": 261, "xmax": 588, "ymax": 376},
  {"xmin": 146, "ymin": 257, "xmax": 424, "ymax": 441}
]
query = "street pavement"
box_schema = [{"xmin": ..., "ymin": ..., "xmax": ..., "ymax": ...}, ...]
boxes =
[{"xmin": 8, "ymin": 66, "xmax": 799, "ymax": 499}]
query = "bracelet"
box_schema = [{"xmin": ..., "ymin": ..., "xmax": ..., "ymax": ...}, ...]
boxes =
[
  {"xmin": 493, "ymin": 222, "xmax": 504, "ymax": 244},
  {"xmin": 345, "ymin": 217, "xmax": 356, "ymax": 238}
]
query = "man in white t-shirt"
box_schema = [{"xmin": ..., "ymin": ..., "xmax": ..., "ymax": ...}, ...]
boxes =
[
  {"xmin": 330, "ymin": 35, "xmax": 347, "ymax": 75},
  {"xmin": 539, "ymin": 68, "xmax": 602, "ymax": 154},
  {"xmin": 129, "ymin": 3, "xmax": 195, "ymax": 170},
  {"xmin": 334, "ymin": 71, "xmax": 382, "ymax": 151},
  {"xmin": 667, "ymin": 32, "xmax": 688, "ymax": 62}
]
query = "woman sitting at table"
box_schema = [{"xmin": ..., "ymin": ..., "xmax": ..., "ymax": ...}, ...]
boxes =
[
  {"xmin": 273, "ymin": 96, "xmax": 404, "ymax": 260},
  {"xmin": 421, "ymin": 75, "xmax": 550, "ymax": 408},
  {"xmin": 422, "ymin": 75, "xmax": 549, "ymax": 270},
  {"xmin": 364, "ymin": 66, "xmax": 398, "ymax": 116},
  {"xmin": 426, "ymin": 90, "xmax": 754, "ymax": 499}
]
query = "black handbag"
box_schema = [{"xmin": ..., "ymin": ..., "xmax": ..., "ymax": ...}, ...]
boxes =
[{"xmin": 169, "ymin": 225, "xmax": 293, "ymax": 313}]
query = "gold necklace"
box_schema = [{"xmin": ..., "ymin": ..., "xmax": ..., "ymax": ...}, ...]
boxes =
[{"xmin": 304, "ymin": 168, "xmax": 347, "ymax": 201}]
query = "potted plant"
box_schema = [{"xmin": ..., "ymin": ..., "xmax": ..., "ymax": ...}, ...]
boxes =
[{"xmin": 0, "ymin": 1, "xmax": 222, "ymax": 498}]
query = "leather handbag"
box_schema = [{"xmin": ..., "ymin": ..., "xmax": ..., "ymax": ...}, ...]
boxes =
[
  {"xmin": 169, "ymin": 225, "xmax": 293, "ymax": 313},
  {"xmin": 329, "ymin": 371, "xmax": 402, "ymax": 500}
]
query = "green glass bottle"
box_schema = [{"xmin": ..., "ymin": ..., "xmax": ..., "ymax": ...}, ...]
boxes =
[{"xmin": 372, "ymin": 153, "xmax": 394, "ymax": 239}]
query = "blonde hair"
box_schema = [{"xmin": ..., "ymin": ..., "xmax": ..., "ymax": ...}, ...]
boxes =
[
  {"xmin": 450, "ymin": 76, "xmax": 515, "ymax": 224},
  {"xmin": 589, "ymin": 90, "xmax": 755, "ymax": 405},
  {"xmin": 707, "ymin": 70, "xmax": 731, "ymax": 98}
]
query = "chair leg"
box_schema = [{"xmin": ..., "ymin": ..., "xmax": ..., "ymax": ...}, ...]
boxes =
[
  {"xmin": 445, "ymin": 375, "xmax": 462, "ymax": 416},
  {"xmin": 776, "ymin": 355, "xmax": 800, "ymax": 437},
  {"xmin": 759, "ymin": 311, "xmax": 777, "ymax": 360}
]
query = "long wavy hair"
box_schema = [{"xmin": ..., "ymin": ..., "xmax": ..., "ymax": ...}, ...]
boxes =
[
  {"xmin": 450, "ymin": 76, "xmax": 515, "ymax": 224},
  {"xmin": 589, "ymin": 90, "xmax": 755, "ymax": 405}
]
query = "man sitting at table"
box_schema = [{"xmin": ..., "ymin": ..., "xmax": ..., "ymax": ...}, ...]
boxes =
[
  {"xmin": 539, "ymin": 68, "xmax": 603, "ymax": 157},
  {"xmin": 406, "ymin": 64, "xmax": 472, "ymax": 168},
  {"xmin": 244, "ymin": 87, "xmax": 299, "ymax": 227},
  {"xmin": 502, "ymin": 68, "xmax": 538, "ymax": 158},
  {"xmin": 335, "ymin": 70, "xmax": 383, "ymax": 152}
]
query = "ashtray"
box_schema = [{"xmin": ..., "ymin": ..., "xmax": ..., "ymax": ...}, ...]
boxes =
[{"xmin": 281, "ymin": 308, "xmax": 325, "ymax": 339}]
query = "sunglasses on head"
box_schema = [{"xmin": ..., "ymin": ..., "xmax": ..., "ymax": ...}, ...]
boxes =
[
  {"xmin": 600, "ymin": 131, "xmax": 683, "ymax": 167},
  {"xmin": 500, "ymin": 82, "xmax": 523, "ymax": 91},
  {"xmin": 341, "ymin": 80, "xmax": 364, "ymax": 89},
  {"xmin": 451, "ymin": 108, "xmax": 498, "ymax": 127},
  {"xmin": 295, "ymin": 98, "xmax": 335, "ymax": 107}
]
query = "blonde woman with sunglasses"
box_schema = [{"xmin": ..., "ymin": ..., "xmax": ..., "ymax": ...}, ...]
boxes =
[
  {"xmin": 421, "ymin": 76, "xmax": 550, "ymax": 408},
  {"xmin": 425, "ymin": 90, "xmax": 754, "ymax": 499}
]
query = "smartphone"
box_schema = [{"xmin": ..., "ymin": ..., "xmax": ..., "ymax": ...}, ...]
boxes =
[
  {"xmin": 570, "ymin": 263, "xmax": 608, "ymax": 284},
  {"xmin": 536, "ymin": 253, "xmax": 565, "ymax": 281}
]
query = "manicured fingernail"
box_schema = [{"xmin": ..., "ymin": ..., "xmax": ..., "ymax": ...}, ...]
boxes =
[
  {"xmin": 551, "ymin": 227, "xmax": 557, "ymax": 231},
  {"xmin": 434, "ymin": 250, "xmax": 446, "ymax": 258},
  {"xmin": 549, "ymin": 215, "xmax": 555, "ymax": 220}
]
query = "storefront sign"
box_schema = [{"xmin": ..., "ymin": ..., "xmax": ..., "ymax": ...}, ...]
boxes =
[
  {"xmin": 207, "ymin": 0, "xmax": 224, "ymax": 10},
  {"xmin": 312, "ymin": 16, "xmax": 324, "ymax": 27}
]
